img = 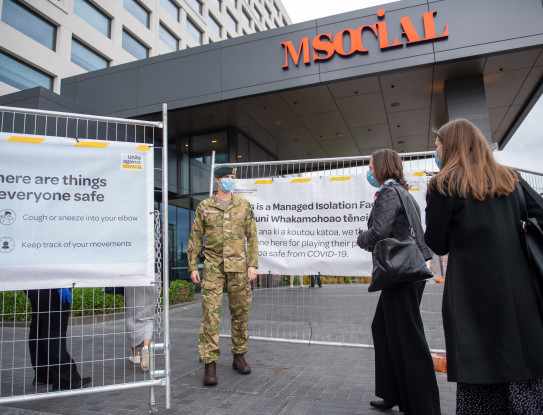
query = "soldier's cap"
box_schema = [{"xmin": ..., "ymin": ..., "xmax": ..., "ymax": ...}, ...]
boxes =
[{"xmin": 214, "ymin": 165, "xmax": 237, "ymax": 178}]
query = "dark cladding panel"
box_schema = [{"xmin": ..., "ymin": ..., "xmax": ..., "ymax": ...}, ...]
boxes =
[
  {"xmin": 221, "ymin": 26, "xmax": 320, "ymax": 93},
  {"xmin": 61, "ymin": 80, "xmax": 76, "ymax": 101},
  {"xmin": 73, "ymin": 67, "xmax": 139, "ymax": 115},
  {"xmin": 314, "ymin": 0, "xmax": 428, "ymax": 26},
  {"xmin": 432, "ymin": 0, "xmax": 543, "ymax": 58},
  {"xmin": 137, "ymin": 50, "xmax": 222, "ymax": 108}
]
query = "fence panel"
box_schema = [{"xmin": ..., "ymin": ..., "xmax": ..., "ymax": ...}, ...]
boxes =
[
  {"xmin": 0, "ymin": 105, "xmax": 170, "ymax": 412},
  {"xmin": 213, "ymin": 154, "xmax": 543, "ymax": 353}
]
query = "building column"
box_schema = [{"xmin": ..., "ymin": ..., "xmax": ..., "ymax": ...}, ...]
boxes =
[{"xmin": 444, "ymin": 76, "xmax": 496, "ymax": 148}]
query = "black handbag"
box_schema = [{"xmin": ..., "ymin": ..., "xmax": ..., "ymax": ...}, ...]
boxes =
[
  {"xmin": 368, "ymin": 186, "xmax": 433, "ymax": 292},
  {"xmin": 516, "ymin": 180, "xmax": 543, "ymax": 307}
]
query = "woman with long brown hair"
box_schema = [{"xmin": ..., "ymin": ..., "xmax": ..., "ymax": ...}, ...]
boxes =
[
  {"xmin": 358, "ymin": 149, "xmax": 441, "ymax": 414},
  {"xmin": 425, "ymin": 118, "xmax": 543, "ymax": 414}
]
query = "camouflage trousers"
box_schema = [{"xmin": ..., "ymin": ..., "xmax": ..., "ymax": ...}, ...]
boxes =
[{"xmin": 199, "ymin": 262, "xmax": 252, "ymax": 364}]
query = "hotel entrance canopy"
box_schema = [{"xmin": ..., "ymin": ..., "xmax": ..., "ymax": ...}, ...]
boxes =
[{"xmin": 61, "ymin": 0, "xmax": 543, "ymax": 160}]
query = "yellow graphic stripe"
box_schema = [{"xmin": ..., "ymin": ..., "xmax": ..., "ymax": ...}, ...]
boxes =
[
  {"xmin": 7, "ymin": 136, "xmax": 45, "ymax": 144},
  {"xmin": 409, "ymin": 187, "xmax": 420, "ymax": 191},
  {"xmin": 74, "ymin": 141, "xmax": 109, "ymax": 148},
  {"xmin": 123, "ymin": 165, "xmax": 142, "ymax": 169},
  {"xmin": 135, "ymin": 145, "xmax": 150, "ymax": 151},
  {"xmin": 255, "ymin": 180, "xmax": 273, "ymax": 184},
  {"xmin": 291, "ymin": 178, "xmax": 311, "ymax": 183},
  {"xmin": 413, "ymin": 172, "xmax": 424, "ymax": 176},
  {"xmin": 329, "ymin": 176, "xmax": 351, "ymax": 181}
]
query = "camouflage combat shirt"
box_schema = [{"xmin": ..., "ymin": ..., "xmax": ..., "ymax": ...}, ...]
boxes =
[{"xmin": 187, "ymin": 194, "xmax": 258, "ymax": 272}]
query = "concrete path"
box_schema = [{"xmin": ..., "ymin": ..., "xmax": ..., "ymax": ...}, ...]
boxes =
[{"xmin": 0, "ymin": 286, "xmax": 456, "ymax": 414}]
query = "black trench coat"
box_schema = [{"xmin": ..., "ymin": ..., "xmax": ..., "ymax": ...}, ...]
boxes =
[{"xmin": 424, "ymin": 181, "xmax": 543, "ymax": 384}]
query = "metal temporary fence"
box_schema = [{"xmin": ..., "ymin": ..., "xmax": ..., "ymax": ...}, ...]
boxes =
[
  {"xmin": 211, "ymin": 152, "xmax": 543, "ymax": 354},
  {"xmin": 0, "ymin": 105, "xmax": 170, "ymax": 413}
]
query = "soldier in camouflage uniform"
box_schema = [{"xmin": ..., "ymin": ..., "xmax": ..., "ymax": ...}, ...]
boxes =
[{"xmin": 188, "ymin": 165, "xmax": 258, "ymax": 386}]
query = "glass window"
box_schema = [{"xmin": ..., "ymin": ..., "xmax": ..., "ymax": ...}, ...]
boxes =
[
  {"xmin": 159, "ymin": 23, "xmax": 178, "ymax": 51},
  {"xmin": 265, "ymin": 5, "xmax": 272, "ymax": 18},
  {"xmin": 210, "ymin": 0, "xmax": 220, "ymax": 11},
  {"xmin": 186, "ymin": 0, "xmax": 202, "ymax": 14},
  {"xmin": 254, "ymin": 7, "xmax": 262, "ymax": 22},
  {"xmin": 226, "ymin": 11, "xmax": 237, "ymax": 32},
  {"xmin": 0, "ymin": 50, "xmax": 53, "ymax": 90},
  {"xmin": 122, "ymin": 30, "xmax": 148, "ymax": 59},
  {"xmin": 241, "ymin": 8, "xmax": 250, "ymax": 27},
  {"xmin": 124, "ymin": 0, "xmax": 149, "ymax": 28},
  {"xmin": 186, "ymin": 18, "xmax": 202, "ymax": 44},
  {"xmin": 273, "ymin": 1, "xmax": 279, "ymax": 14},
  {"xmin": 74, "ymin": 0, "xmax": 110, "ymax": 37},
  {"xmin": 71, "ymin": 38, "xmax": 109, "ymax": 71},
  {"xmin": 208, "ymin": 14, "xmax": 221, "ymax": 37},
  {"xmin": 1, "ymin": 0, "xmax": 56, "ymax": 50},
  {"xmin": 160, "ymin": 0, "xmax": 179, "ymax": 21}
]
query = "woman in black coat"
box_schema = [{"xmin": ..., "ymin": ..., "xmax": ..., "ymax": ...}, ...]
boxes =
[
  {"xmin": 425, "ymin": 118, "xmax": 543, "ymax": 414},
  {"xmin": 358, "ymin": 149, "xmax": 441, "ymax": 415}
]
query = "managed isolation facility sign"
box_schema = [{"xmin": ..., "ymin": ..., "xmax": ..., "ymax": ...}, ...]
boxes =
[
  {"xmin": 0, "ymin": 133, "xmax": 155, "ymax": 290},
  {"xmin": 234, "ymin": 173, "xmax": 427, "ymax": 277}
]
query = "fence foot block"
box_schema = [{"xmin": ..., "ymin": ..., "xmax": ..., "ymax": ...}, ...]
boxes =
[{"xmin": 432, "ymin": 353, "xmax": 447, "ymax": 372}]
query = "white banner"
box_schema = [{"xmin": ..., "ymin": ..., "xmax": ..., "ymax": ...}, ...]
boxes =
[
  {"xmin": 0, "ymin": 133, "xmax": 155, "ymax": 290},
  {"xmin": 234, "ymin": 173, "xmax": 427, "ymax": 276}
]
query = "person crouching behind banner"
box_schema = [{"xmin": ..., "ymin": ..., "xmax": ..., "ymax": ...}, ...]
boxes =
[
  {"xmin": 357, "ymin": 149, "xmax": 440, "ymax": 415},
  {"xmin": 26, "ymin": 288, "xmax": 92, "ymax": 390},
  {"xmin": 187, "ymin": 165, "xmax": 259, "ymax": 386}
]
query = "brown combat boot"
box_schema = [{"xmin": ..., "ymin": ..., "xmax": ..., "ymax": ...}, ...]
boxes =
[
  {"xmin": 232, "ymin": 354, "xmax": 251, "ymax": 374},
  {"xmin": 203, "ymin": 362, "xmax": 218, "ymax": 386}
]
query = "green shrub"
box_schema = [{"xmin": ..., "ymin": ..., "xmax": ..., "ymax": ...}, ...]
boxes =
[
  {"xmin": 1, "ymin": 281, "xmax": 196, "ymax": 321},
  {"xmin": 166, "ymin": 279, "xmax": 196, "ymax": 305},
  {"xmin": 71, "ymin": 288, "xmax": 125, "ymax": 317},
  {"xmin": 1, "ymin": 291, "xmax": 31, "ymax": 322},
  {"xmin": 282, "ymin": 275, "xmax": 301, "ymax": 286}
]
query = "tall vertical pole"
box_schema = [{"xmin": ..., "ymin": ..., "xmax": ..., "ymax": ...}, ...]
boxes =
[
  {"xmin": 209, "ymin": 150, "xmax": 216, "ymax": 197},
  {"xmin": 162, "ymin": 103, "xmax": 171, "ymax": 409}
]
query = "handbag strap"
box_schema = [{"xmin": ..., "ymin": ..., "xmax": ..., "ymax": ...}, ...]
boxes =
[
  {"xmin": 517, "ymin": 182, "xmax": 528, "ymax": 224},
  {"xmin": 389, "ymin": 185, "xmax": 417, "ymax": 238}
]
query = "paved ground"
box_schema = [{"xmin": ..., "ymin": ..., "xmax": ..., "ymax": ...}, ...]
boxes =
[{"xmin": 0, "ymin": 283, "xmax": 455, "ymax": 415}]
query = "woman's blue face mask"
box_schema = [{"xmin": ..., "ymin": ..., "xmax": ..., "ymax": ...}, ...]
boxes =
[
  {"xmin": 220, "ymin": 177, "xmax": 235, "ymax": 193},
  {"xmin": 366, "ymin": 170, "xmax": 379, "ymax": 188},
  {"xmin": 434, "ymin": 145, "xmax": 443, "ymax": 169}
]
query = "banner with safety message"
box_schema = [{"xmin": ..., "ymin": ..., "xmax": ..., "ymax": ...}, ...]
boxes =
[
  {"xmin": 234, "ymin": 173, "xmax": 427, "ymax": 276},
  {"xmin": 0, "ymin": 133, "xmax": 155, "ymax": 290}
]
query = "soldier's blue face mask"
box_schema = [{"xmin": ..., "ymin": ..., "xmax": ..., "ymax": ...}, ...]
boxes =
[
  {"xmin": 366, "ymin": 170, "xmax": 379, "ymax": 188},
  {"xmin": 220, "ymin": 178, "xmax": 235, "ymax": 193}
]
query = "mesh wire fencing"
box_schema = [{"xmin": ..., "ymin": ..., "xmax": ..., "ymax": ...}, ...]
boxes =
[
  {"xmin": 215, "ymin": 153, "xmax": 543, "ymax": 353},
  {"xmin": 0, "ymin": 105, "xmax": 169, "ymax": 410},
  {"xmin": 215, "ymin": 153, "xmax": 446, "ymax": 351}
]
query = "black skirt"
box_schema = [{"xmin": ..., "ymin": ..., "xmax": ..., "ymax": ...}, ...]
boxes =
[{"xmin": 456, "ymin": 378, "xmax": 543, "ymax": 415}]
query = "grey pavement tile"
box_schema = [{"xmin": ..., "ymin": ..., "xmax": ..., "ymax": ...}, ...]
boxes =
[{"xmin": 0, "ymin": 288, "xmax": 457, "ymax": 415}]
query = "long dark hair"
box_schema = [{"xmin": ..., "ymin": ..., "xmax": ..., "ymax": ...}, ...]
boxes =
[
  {"xmin": 371, "ymin": 149, "xmax": 409, "ymax": 190},
  {"xmin": 432, "ymin": 118, "xmax": 517, "ymax": 201}
]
